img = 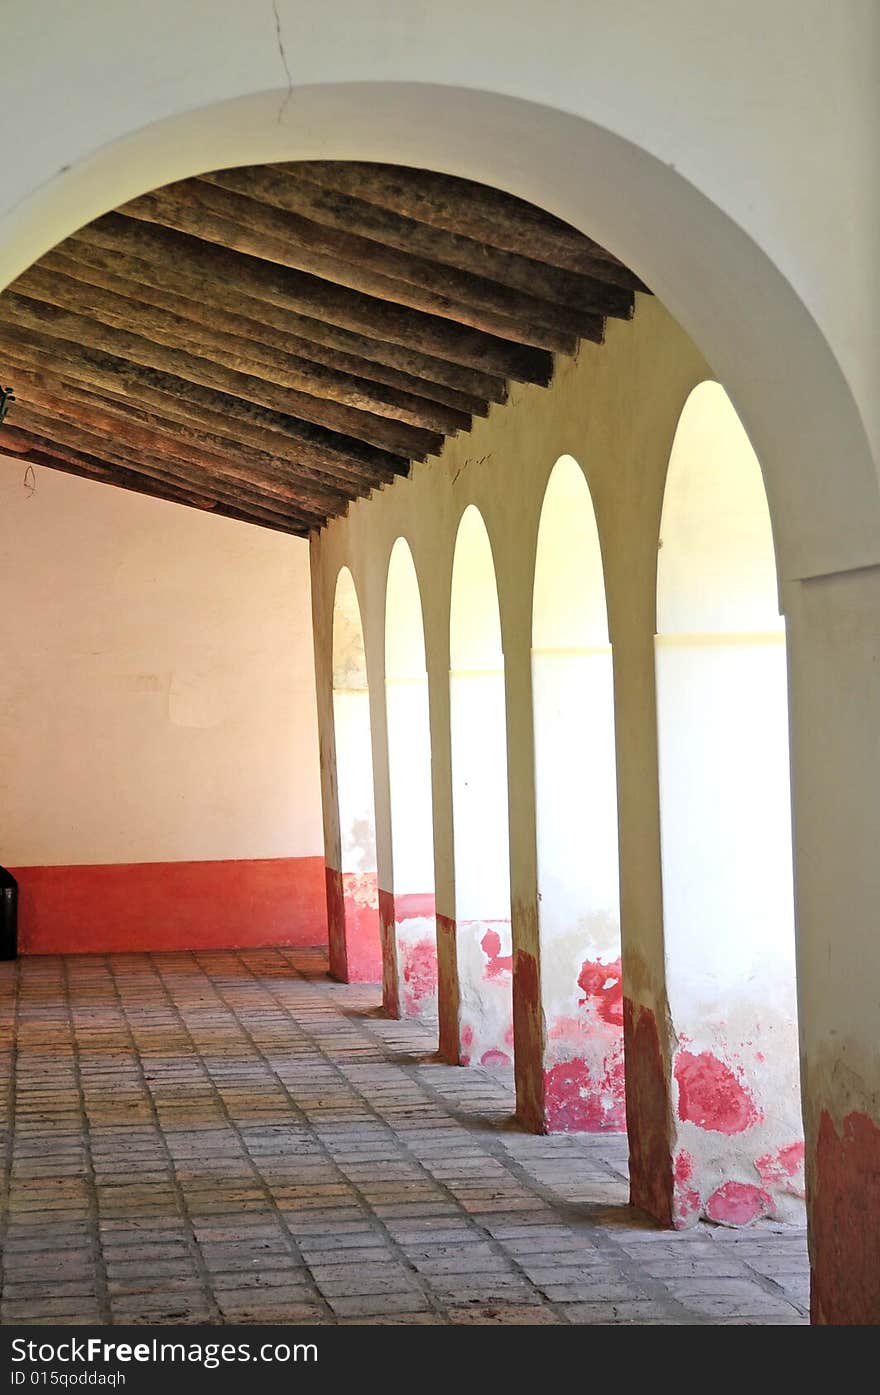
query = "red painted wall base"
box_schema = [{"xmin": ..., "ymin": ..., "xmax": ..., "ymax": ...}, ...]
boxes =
[{"xmin": 10, "ymin": 857, "xmax": 328, "ymax": 954}]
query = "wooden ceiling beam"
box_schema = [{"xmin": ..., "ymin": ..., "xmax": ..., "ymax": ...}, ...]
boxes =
[
  {"xmin": 5, "ymin": 409, "xmax": 328, "ymax": 530},
  {"xmin": 64, "ymin": 236, "xmax": 509, "ymax": 405},
  {"xmin": 4, "ymin": 371, "xmax": 355, "ymax": 512},
  {"xmin": 1, "ymin": 432, "xmax": 311, "ymax": 536},
  {"xmin": 0, "ymin": 348, "xmax": 383, "ymax": 501},
  {"xmin": 120, "ymin": 179, "xmax": 608, "ymax": 348},
  {"xmin": 14, "ymin": 263, "xmax": 471, "ymax": 437},
  {"xmin": 289, "ymin": 162, "xmax": 644, "ymax": 287},
  {"xmin": 204, "ymin": 166, "xmax": 638, "ymax": 313},
  {"xmin": 77, "ymin": 214, "xmax": 557, "ymax": 384},
  {"xmin": 0, "ymin": 320, "xmax": 413, "ymax": 488},
  {"xmin": 41, "ymin": 247, "xmax": 493, "ymax": 418},
  {"xmin": 1, "ymin": 292, "xmax": 442, "ymax": 460}
]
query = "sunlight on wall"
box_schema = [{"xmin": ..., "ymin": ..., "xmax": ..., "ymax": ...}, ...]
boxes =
[
  {"xmin": 656, "ymin": 382, "xmax": 802, "ymax": 1227},
  {"xmin": 449, "ymin": 506, "xmax": 512, "ymax": 1068},
  {"xmin": 532, "ymin": 456, "xmax": 624, "ymax": 1130},
  {"xmin": 384, "ymin": 539, "xmax": 438, "ymax": 1022},
  {"xmin": 331, "ymin": 566, "xmax": 382, "ymax": 981}
]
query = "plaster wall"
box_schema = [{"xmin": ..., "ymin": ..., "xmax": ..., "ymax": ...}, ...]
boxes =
[{"xmin": 0, "ymin": 460, "xmax": 325, "ymax": 951}]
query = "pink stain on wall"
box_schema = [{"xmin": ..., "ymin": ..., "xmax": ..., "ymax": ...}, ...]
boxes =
[
  {"xmin": 400, "ymin": 936, "xmax": 438, "ymax": 1016},
  {"xmin": 674, "ymin": 1049, "xmax": 762, "ymax": 1135},
  {"xmin": 480, "ymin": 928, "xmax": 513, "ymax": 978},
  {"xmin": 341, "ymin": 870, "xmax": 383, "ymax": 982},
  {"xmin": 578, "ymin": 956, "xmax": 624, "ymax": 1027},
  {"xmin": 672, "ymin": 1149, "xmax": 701, "ymax": 1227},
  {"xmin": 480, "ymin": 1049, "xmax": 512, "ymax": 1068},
  {"xmin": 755, "ymin": 1141, "xmax": 806, "ymax": 1191},
  {"xmin": 705, "ymin": 1180, "xmax": 771, "ymax": 1226},
  {"xmin": 544, "ymin": 1050, "xmax": 626, "ymax": 1133}
]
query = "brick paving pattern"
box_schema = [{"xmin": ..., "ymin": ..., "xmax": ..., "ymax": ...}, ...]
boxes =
[{"xmin": 0, "ymin": 948, "xmax": 810, "ymax": 1325}]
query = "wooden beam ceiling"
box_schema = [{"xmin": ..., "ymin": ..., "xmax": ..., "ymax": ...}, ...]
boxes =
[{"xmin": 0, "ymin": 162, "xmax": 647, "ymax": 536}]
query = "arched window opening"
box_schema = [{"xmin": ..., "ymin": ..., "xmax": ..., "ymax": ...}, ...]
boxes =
[
  {"xmin": 331, "ymin": 567, "xmax": 382, "ymax": 982},
  {"xmin": 532, "ymin": 456, "xmax": 624, "ymax": 1132},
  {"xmin": 383, "ymin": 539, "xmax": 438, "ymax": 1028},
  {"xmin": 449, "ymin": 506, "xmax": 513, "ymax": 1069},
  {"xmin": 656, "ymin": 382, "xmax": 803, "ymax": 1228}
]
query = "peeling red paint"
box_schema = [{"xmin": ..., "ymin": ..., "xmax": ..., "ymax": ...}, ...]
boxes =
[
  {"xmin": 378, "ymin": 888, "xmax": 399, "ymax": 1017},
  {"xmin": 436, "ymin": 913, "xmax": 460, "ymax": 1064},
  {"xmin": 674, "ymin": 1049, "xmax": 762, "ymax": 1135},
  {"xmin": 624, "ymin": 997, "xmax": 674, "ymax": 1226},
  {"xmin": 325, "ymin": 865, "xmax": 347, "ymax": 981},
  {"xmin": 480, "ymin": 1049, "xmax": 512, "ymax": 1068},
  {"xmin": 400, "ymin": 935, "xmax": 438, "ymax": 1016},
  {"xmin": 578, "ymin": 956, "xmax": 624, "ymax": 1027},
  {"xmin": 340, "ymin": 871, "xmax": 383, "ymax": 982},
  {"xmin": 480, "ymin": 928, "xmax": 513, "ymax": 978},
  {"xmin": 811, "ymin": 1108, "xmax": 880, "ymax": 1325},
  {"xmin": 706, "ymin": 1180, "xmax": 771, "ymax": 1226},
  {"xmin": 394, "ymin": 892, "xmax": 436, "ymax": 921},
  {"xmin": 674, "ymin": 1149, "xmax": 694, "ymax": 1183},
  {"xmin": 544, "ymin": 1053, "xmax": 626, "ymax": 1133},
  {"xmin": 672, "ymin": 1150, "xmax": 701, "ymax": 1228},
  {"xmin": 755, "ymin": 1141, "xmax": 805, "ymax": 1188}
]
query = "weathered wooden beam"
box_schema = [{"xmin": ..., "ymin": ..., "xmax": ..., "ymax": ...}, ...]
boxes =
[
  {"xmin": 290, "ymin": 163, "xmax": 642, "ymax": 286},
  {"xmin": 63, "ymin": 236, "xmax": 509, "ymax": 405},
  {"xmin": 204, "ymin": 166, "xmax": 639, "ymax": 312},
  {"xmin": 41, "ymin": 247, "xmax": 493, "ymax": 418},
  {"xmin": 0, "ymin": 335, "xmax": 397, "ymax": 516},
  {"xmin": 0, "ymin": 319, "xmax": 413, "ymax": 485},
  {"xmin": 77, "ymin": 214, "xmax": 557, "ymax": 384},
  {"xmin": 14, "ymin": 262, "xmax": 471, "ymax": 437},
  {"xmin": 121, "ymin": 179, "xmax": 607, "ymax": 348},
  {"xmin": 0, "ymin": 345, "xmax": 378, "ymax": 501},
  {"xmin": 5, "ymin": 371, "xmax": 351, "ymax": 514},
  {"xmin": 1, "ymin": 291, "xmax": 442, "ymax": 460},
  {"xmin": 5, "ymin": 405, "xmax": 329, "ymax": 530},
  {"xmin": 0, "ymin": 433, "xmax": 310, "ymax": 537}
]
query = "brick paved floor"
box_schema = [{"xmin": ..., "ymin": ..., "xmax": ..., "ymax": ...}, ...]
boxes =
[{"xmin": 0, "ymin": 947, "xmax": 809, "ymax": 1325}]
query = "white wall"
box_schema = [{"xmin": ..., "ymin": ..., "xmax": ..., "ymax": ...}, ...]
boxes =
[{"xmin": 0, "ymin": 459, "xmax": 323, "ymax": 867}]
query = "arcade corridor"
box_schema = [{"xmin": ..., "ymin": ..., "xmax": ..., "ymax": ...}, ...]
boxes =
[{"xmin": 0, "ymin": 950, "xmax": 808, "ymax": 1326}]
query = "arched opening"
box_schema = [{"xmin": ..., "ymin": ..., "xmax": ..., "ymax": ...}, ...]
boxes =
[
  {"xmin": 330, "ymin": 566, "xmax": 382, "ymax": 982},
  {"xmin": 656, "ymin": 381, "xmax": 803, "ymax": 1228},
  {"xmin": 449, "ymin": 506, "xmax": 513, "ymax": 1069},
  {"xmin": 532, "ymin": 455, "xmax": 624, "ymax": 1131},
  {"xmin": 383, "ymin": 538, "xmax": 438, "ymax": 1027}
]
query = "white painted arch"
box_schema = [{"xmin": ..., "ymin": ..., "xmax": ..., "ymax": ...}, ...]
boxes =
[{"xmin": 1, "ymin": 3, "xmax": 878, "ymax": 589}]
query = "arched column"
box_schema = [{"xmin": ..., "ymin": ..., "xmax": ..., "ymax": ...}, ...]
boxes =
[
  {"xmin": 655, "ymin": 383, "xmax": 802, "ymax": 1228},
  {"xmin": 447, "ymin": 506, "xmax": 514, "ymax": 1070},
  {"xmin": 530, "ymin": 456, "xmax": 624, "ymax": 1134},
  {"xmin": 382, "ymin": 538, "xmax": 438, "ymax": 1023},
  {"xmin": 327, "ymin": 567, "xmax": 383, "ymax": 983}
]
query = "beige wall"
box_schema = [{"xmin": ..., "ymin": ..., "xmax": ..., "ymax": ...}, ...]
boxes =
[{"xmin": 0, "ymin": 461, "xmax": 323, "ymax": 868}]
